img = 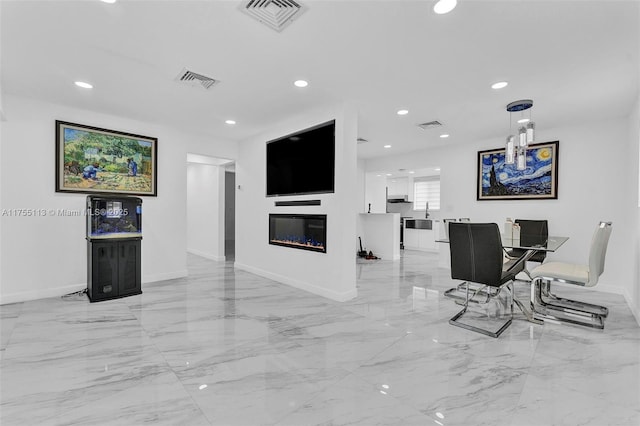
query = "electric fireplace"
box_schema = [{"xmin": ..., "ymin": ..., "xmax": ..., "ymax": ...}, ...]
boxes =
[{"xmin": 269, "ymin": 214, "xmax": 327, "ymax": 253}]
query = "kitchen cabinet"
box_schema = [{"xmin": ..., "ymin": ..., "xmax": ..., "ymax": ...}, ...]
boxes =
[
  {"xmin": 387, "ymin": 177, "xmax": 415, "ymax": 202},
  {"xmin": 403, "ymin": 228, "xmax": 436, "ymax": 252}
]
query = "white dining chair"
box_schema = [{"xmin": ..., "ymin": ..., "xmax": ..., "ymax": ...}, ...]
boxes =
[{"xmin": 529, "ymin": 221, "xmax": 612, "ymax": 329}]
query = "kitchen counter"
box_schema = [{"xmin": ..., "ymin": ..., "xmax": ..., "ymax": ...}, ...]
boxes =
[{"xmin": 357, "ymin": 213, "xmax": 400, "ymax": 260}]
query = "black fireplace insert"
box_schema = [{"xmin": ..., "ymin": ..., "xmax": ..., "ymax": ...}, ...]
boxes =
[{"xmin": 269, "ymin": 214, "xmax": 327, "ymax": 253}]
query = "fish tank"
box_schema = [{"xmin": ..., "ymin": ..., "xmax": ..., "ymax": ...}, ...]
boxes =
[{"xmin": 86, "ymin": 195, "xmax": 142, "ymax": 240}]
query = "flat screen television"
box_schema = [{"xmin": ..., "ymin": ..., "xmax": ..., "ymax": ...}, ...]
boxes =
[{"xmin": 266, "ymin": 120, "xmax": 335, "ymax": 197}]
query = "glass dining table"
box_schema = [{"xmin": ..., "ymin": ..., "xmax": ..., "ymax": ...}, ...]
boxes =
[{"xmin": 440, "ymin": 234, "xmax": 569, "ymax": 324}]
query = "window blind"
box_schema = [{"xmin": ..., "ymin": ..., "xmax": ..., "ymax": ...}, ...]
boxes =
[{"xmin": 413, "ymin": 177, "xmax": 440, "ymax": 210}]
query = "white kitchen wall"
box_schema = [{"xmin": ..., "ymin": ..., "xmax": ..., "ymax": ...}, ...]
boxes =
[
  {"xmin": 0, "ymin": 95, "xmax": 237, "ymax": 304},
  {"xmin": 357, "ymin": 159, "xmax": 366, "ymax": 213},
  {"xmin": 366, "ymin": 116, "xmax": 637, "ymax": 316},
  {"xmin": 187, "ymin": 162, "xmax": 225, "ymax": 261},
  {"xmin": 364, "ymin": 172, "xmax": 387, "ymax": 214},
  {"xmin": 234, "ymin": 103, "xmax": 358, "ymax": 301}
]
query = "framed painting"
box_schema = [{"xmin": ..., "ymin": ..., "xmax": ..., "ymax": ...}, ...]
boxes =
[
  {"xmin": 55, "ymin": 121, "xmax": 158, "ymax": 196},
  {"xmin": 477, "ymin": 140, "xmax": 558, "ymax": 200}
]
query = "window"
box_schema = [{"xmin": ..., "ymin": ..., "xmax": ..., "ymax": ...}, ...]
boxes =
[{"xmin": 413, "ymin": 177, "xmax": 440, "ymax": 210}]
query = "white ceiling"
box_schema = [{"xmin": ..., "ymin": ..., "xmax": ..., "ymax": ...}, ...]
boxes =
[{"xmin": 1, "ymin": 0, "xmax": 638, "ymax": 160}]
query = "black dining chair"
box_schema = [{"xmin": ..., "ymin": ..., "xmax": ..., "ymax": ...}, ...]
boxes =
[
  {"xmin": 448, "ymin": 222, "xmax": 526, "ymax": 338},
  {"xmin": 505, "ymin": 219, "xmax": 548, "ymax": 279}
]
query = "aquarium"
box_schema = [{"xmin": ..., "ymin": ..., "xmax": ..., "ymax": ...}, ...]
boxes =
[{"xmin": 86, "ymin": 195, "xmax": 142, "ymax": 240}]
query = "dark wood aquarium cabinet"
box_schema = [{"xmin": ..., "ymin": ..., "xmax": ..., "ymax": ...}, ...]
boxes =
[
  {"xmin": 86, "ymin": 195, "xmax": 142, "ymax": 302},
  {"xmin": 87, "ymin": 239, "xmax": 141, "ymax": 302}
]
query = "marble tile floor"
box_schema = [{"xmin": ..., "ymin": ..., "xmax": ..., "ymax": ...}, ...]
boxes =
[{"xmin": 1, "ymin": 250, "xmax": 639, "ymax": 425}]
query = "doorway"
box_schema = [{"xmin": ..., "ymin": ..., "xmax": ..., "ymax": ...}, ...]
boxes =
[
  {"xmin": 224, "ymin": 169, "xmax": 236, "ymax": 261},
  {"xmin": 186, "ymin": 153, "xmax": 235, "ymax": 262}
]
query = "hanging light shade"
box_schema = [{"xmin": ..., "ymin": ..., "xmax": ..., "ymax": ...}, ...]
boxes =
[
  {"xmin": 518, "ymin": 126, "xmax": 527, "ymax": 149},
  {"xmin": 505, "ymin": 135, "xmax": 516, "ymax": 164},
  {"xmin": 517, "ymin": 147, "xmax": 527, "ymax": 171},
  {"xmin": 526, "ymin": 121, "xmax": 535, "ymax": 144}
]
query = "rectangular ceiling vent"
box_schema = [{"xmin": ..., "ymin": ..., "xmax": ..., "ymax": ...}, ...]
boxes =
[
  {"xmin": 239, "ymin": 0, "xmax": 306, "ymax": 32},
  {"xmin": 417, "ymin": 120, "xmax": 443, "ymax": 130},
  {"xmin": 176, "ymin": 68, "xmax": 219, "ymax": 90},
  {"xmin": 357, "ymin": 138, "xmax": 369, "ymax": 144}
]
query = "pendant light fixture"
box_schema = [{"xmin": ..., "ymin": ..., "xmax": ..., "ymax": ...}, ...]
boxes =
[{"xmin": 505, "ymin": 99, "xmax": 535, "ymax": 170}]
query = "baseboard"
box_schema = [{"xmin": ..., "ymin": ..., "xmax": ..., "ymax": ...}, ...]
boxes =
[
  {"xmin": 0, "ymin": 269, "xmax": 190, "ymax": 305},
  {"xmin": 143, "ymin": 270, "xmax": 189, "ymax": 283},
  {"xmin": 187, "ymin": 249, "xmax": 225, "ymax": 262},
  {"xmin": 234, "ymin": 262, "xmax": 357, "ymax": 302},
  {"xmin": 0, "ymin": 283, "xmax": 86, "ymax": 305},
  {"xmin": 620, "ymin": 287, "xmax": 640, "ymax": 327},
  {"xmin": 403, "ymin": 247, "xmax": 438, "ymax": 253}
]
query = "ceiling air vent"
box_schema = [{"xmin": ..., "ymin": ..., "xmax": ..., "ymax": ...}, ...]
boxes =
[
  {"xmin": 417, "ymin": 120, "xmax": 443, "ymax": 130},
  {"xmin": 176, "ymin": 68, "xmax": 219, "ymax": 90},
  {"xmin": 357, "ymin": 138, "xmax": 369, "ymax": 144},
  {"xmin": 239, "ymin": 0, "xmax": 306, "ymax": 32}
]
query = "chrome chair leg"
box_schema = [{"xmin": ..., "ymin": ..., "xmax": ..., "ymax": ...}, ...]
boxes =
[
  {"xmin": 449, "ymin": 282, "xmax": 513, "ymax": 338},
  {"xmin": 530, "ymin": 278, "xmax": 606, "ymax": 329},
  {"xmin": 444, "ymin": 281, "xmax": 489, "ymax": 304},
  {"xmin": 534, "ymin": 278, "xmax": 608, "ymax": 317}
]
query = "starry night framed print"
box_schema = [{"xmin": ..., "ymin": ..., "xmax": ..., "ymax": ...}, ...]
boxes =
[{"xmin": 477, "ymin": 141, "xmax": 558, "ymax": 200}]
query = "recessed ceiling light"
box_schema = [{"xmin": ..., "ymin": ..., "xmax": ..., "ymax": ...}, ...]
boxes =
[
  {"xmin": 386, "ymin": 173, "xmax": 392, "ymax": 176},
  {"xmin": 101, "ymin": 0, "xmax": 117, "ymax": 3},
  {"xmin": 225, "ymin": 119, "xmax": 236, "ymax": 125},
  {"xmin": 74, "ymin": 81, "xmax": 93, "ymax": 89},
  {"xmin": 396, "ymin": 109, "xmax": 409, "ymax": 116},
  {"xmin": 517, "ymin": 118, "xmax": 530, "ymax": 124},
  {"xmin": 440, "ymin": 134, "xmax": 450, "ymax": 138},
  {"xmin": 384, "ymin": 145, "xmax": 392, "ymax": 148},
  {"xmin": 294, "ymin": 80, "xmax": 308, "ymax": 88},
  {"xmin": 433, "ymin": 0, "xmax": 457, "ymax": 15},
  {"xmin": 408, "ymin": 171, "xmax": 415, "ymax": 174},
  {"xmin": 435, "ymin": 168, "xmax": 441, "ymax": 171},
  {"xmin": 491, "ymin": 81, "xmax": 509, "ymax": 89}
]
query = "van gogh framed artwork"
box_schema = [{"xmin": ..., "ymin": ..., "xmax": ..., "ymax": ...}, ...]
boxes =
[
  {"xmin": 477, "ymin": 141, "xmax": 559, "ymax": 200},
  {"xmin": 55, "ymin": 121, "xmax": 158, "ymax": 196}
]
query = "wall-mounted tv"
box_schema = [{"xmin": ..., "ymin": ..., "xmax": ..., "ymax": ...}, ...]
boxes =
[{"xmin": 266, "ymin": 120, "xmax": 335, "ymax": 197}]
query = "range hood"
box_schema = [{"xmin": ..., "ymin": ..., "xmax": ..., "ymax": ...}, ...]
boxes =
[{"xmin": 387, "ymin": 195, "xmax": 411, "ymax": 203}]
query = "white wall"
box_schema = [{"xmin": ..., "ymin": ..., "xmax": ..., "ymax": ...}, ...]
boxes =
[
  {"xmin": 0, "ymin": 2, "xmax": 4, "ymax": 299},
  {"xmin": 234, "ymin": 103, "xmax": 358, "ymax": 302},
  {"xmin": 632, "ymin": 94, "xmax": 640, "ymax": 323},
  {"xmin": 187, "ymin": 163, "xmax": 225, "ymax": 261},
  {"xmin": 364, "ymin": 172, "xmax": 387, "ymax": 214},
  {"xmin": 366, "ymin": 117, "xmax": 636, "ymax": 301},
  {"xmin": 357, "ymin": 158, "xmax": 366, "ymax": 213},
  {"xmin": 0, "ymin": 95, "xmax": 237, "ymax": 304}
]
